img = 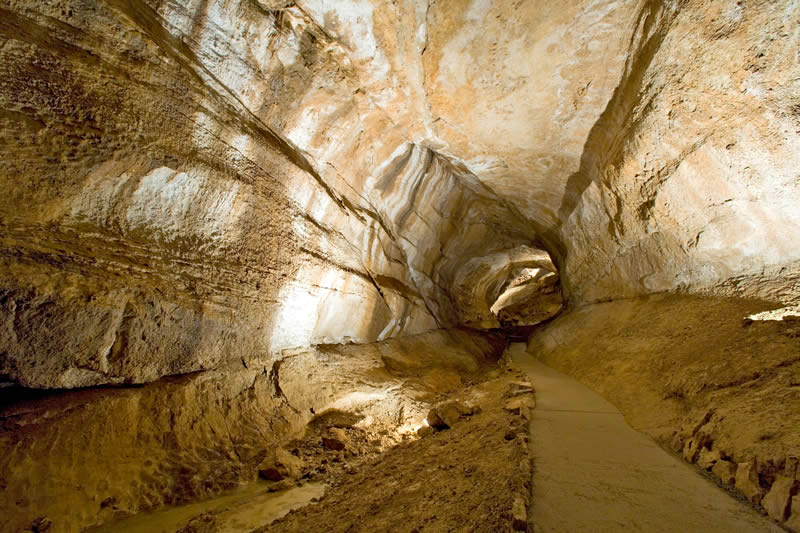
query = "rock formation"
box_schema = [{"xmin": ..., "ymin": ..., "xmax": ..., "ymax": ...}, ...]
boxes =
[{"xmin": 0, "ymin": 0, "xmax": 798, "ymax": 531}]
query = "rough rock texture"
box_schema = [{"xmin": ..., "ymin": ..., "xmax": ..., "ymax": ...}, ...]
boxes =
[
  {"xmin": 451, "ymin": 246, "xmax": 560, "ymax": 329},
  {"xmin": 260, "ymin": 372, "xmax": 534, "ymax": 533},
  {"xmin": 492, "ymin": 268, "xmax": 563, "ymax": 328},
  {"xmin": 1, "ymin": 0, "xmax": 800, "ymax": 531},
  {"xmin": 0, "ymin": 0, "xmax": 538, "ymax": 389},
  {"xmin": 289, "ymin": 0, "xmax": 800, "ymax": 305},
  {"xmin": 528, "ymin": 294, "xmax": 800, "ymax": 528},
  {"xmin": 554, "ymin": 1, "xmax": 800, "ymax": 304},
  {"xmin": 0, "ymin": 329, "xmax": 505, "ymax": 533},
  {"xmin": 3, "ymin": 0, "xmax": 798, "ymax": 389}
]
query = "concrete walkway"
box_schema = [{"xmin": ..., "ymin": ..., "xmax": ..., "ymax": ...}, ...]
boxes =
[{"xmin": 509, "ymin": 343, "xmax": 780, "ymax": 533}]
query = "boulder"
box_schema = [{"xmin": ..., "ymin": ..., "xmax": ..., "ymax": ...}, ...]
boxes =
[
  {"xmin": 321, "ymin": 436, "xmax": 346, "ymax": 451},
  {"xmin": 785, "ymin": 495, "xmax": 800, "ymax": 532},
  {"xmin": 762, "ymin": 476, "xmax": 799, "ymax": 522},
  {"xmin": 712, "ymin": 459, "xmax": 737, "ymax": 486},
  {"xmin": 506, "ymin": 381, "xmax": 535, "ymax": 398},
  {"xmin": 735, "ymin": 459, "xmax": 765, "ymax": 504},
  {"xmin": 30, "ymin": 517, "xmax": 52, "ymax": 533},
  {"xmin": 511, "ymin": 494, "xmax": 528, "ymax": 532},
  {"xmin": 309, "ymin": 409, "xmax": 363, "ymax": 430},
  {"xmin": 682, "ymin": 434, "xmax": 709, "ymax": 464},
  {"xmin": 258, "ymin": 449, "xmax": 303, "ymax": 482},
  {"xmin": 416, "ymin": 425, "xmax": 434, "ymax": 438},
  {"xmin": 426, "ymin": 400, "xmax": 472, "ymax": 430},
  {"xmin": 321, "ymin": 427, "xmax": 349, "ymax": 451},
  {"xmin": 696, "ymin": 447, "xmax": 721, "ymax": 471},
  {"xmin": 504, "ymin": 397, "xmax": 535, "ymax": 421}
]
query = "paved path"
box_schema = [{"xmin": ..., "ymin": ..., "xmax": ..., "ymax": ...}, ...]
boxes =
[{"xmin": 509, "ymin": 343, "xmax": 780, "ymax": 533}]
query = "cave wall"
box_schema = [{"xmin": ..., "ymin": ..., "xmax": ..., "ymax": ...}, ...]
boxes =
[
  {"xmin": 1, "ymin": 328, "xmax": 506, "ymax": 533},
  {"xmin": 290, "ymin": 0, "xmax": 800, "ymax": 306},
  {"xmin": 558, "ymin": 0, "xmax": 800, "ymax": 304},
  {"xmin": 5, "ymin": 0, "xmax": 796, "ymax": 389},
  {"xmin": 0, "ymin": 0, "xmax": 535, "ymax": 388}
]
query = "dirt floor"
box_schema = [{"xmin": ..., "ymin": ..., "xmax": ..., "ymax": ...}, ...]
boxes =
[
  {"xmin": 163, "ymin": 368, "xmax": 535, "ymax": 533},
  {"xmin": 261, "ymin": 371, "xmax": 533, "ymax": 533}
]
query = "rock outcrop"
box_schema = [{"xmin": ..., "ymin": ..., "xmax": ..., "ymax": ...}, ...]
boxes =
[
  {"xmin": 1, "ymin": 0, "xmax": 799, "ymax": 531},
  {"xmin": 0, "ymin": 328, "xmax": 505, "ymax": 532}
]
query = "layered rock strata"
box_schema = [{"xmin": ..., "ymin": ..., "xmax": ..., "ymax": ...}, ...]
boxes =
[
  {"xmin": 0, "ymin": 0, "xmax": 537, "ymax": 389},
  {"xmin": 1, "ymin": 329, "xmax": 505, "ymax": 532}
]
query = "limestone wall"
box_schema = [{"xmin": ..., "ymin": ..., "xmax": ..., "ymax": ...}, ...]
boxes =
[{"xmin": 0, "ymin": 0, "xmax": 534, "ymax": 388}]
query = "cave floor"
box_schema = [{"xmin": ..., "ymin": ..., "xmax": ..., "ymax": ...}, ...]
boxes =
[
  {"xmin": 258, "ymin": 370, "xmax": 533, "ymax": 533},
  {"xmin": 509, "ymin": 343, "xmax": 780, "ymax": 532}
]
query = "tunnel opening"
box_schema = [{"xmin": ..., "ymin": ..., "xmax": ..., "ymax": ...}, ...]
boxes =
[
  {"xmin": 490, "ymin": 264, "xmax": 563, "ymax": 342},
  {"xmin": 452, "ymin": 244, "xmax": 564, "ymax": 335}
]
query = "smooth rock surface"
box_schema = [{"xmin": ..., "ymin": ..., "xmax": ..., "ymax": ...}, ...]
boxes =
[{"xmin": 2, "ymin": 0, "xmax": 799, "ymax": 388}]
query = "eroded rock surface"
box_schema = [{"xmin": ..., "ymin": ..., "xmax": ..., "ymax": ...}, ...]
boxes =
[
  {"xmin": 0, "ymin": 329, "xmax": 505, "ymax": 532},
  {"xmin": 1, "ymin": 0, "xmax": 800, "ymax": 531},
  {"xmin": 0, "ymin": 0, "xmax": 538, "ymax": 389},
  {"xmin": 3, "ymin": 0, "xmax": 797, "ymax": 389}
]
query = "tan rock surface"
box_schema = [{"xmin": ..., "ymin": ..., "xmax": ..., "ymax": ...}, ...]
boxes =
[
  {"xmin": 762, "ymin": 475, "xmax": 799, "ymax": 522},
  {"xmin": 0, "ymin": 329, "xmax": 504, "ymax": 532},
  {"xmin": 0, "ymin": 0, "xmax": 538, "ymax": 390},
  {"xmin": 786, "ymin": 496, "xmax": 800, "ymax": 532},
  {"xmin": 1, "ymin": 0, "xmax": 800, "ymax": 531},
  {"xmin": 3, "ymin": 0, "xmax": 797, "ymax": 389}
]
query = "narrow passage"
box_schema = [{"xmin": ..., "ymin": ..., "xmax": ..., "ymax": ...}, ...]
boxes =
[{"xmin": 509, "ymin": 343, "xmax": 780, "ymax": 532}]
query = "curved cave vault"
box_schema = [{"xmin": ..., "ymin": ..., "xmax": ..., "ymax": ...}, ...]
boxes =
[
  {"xmin": 1, "ymin": 0, "xmax": 799, "ymax": 531},
  {"xmin": 451, "ymin": 245, "xmax": 563, "ymax": 331}
]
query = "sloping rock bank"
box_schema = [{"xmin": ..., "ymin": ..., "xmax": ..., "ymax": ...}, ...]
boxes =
[
  {"xmin": 528, "ymin": 294, "xmax": 800, "ymax": 530},
  {"xmin": 1, "ymin": 329, "xmax": 504, "ymax": 533},
  {"xmin": 258, "ymin": 371, "xmax": 534, "ymax": 533}
]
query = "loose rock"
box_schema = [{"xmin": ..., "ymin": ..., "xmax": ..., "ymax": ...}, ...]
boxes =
[
  {"xmin": 712, "ymin": 459, "xmax": 737, "ymax": 486},
  {"xmin": 762, "ymin": 476, "xmax": 799, "ymax": 522},
  {"xmin": 511, "ymin": 494, "xmax": 528, "ymax": 532},
  {"xmin": 258, "ymin": 449, "xmax": 304, "ymax": 482},
  {"xmin": 426, "ymin": 400, "xmax": 471, "ymax": 430},
  {"xmin": 785, "ymin": 496, "xmax": 800, "ymax": 531},
  {"xmin": 321, "ymin": 437, "xmax": 346, "ymax": 451},
  {"xmin": 735, "ymin": 459, "xmax": 765, "ymax": 504},
  {"xmin": 696, "ymin": 447, "xmax": 721, "ymax": 471}
]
